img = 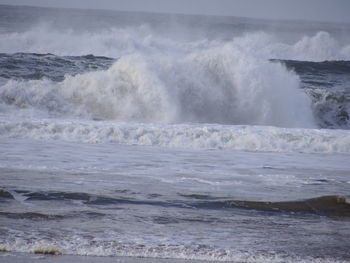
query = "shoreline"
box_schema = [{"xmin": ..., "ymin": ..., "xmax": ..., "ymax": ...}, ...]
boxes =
[{"xmin": 0, "ymin": 252, "xmax": 228, "ymax": 263}]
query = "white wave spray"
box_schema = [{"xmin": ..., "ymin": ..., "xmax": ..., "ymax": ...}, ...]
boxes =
[{"xmin": 0, "ymin": 23, "xmax": 349, "ymax": 61}]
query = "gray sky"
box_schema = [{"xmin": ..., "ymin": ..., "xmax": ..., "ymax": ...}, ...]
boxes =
[{"xmin": 1, "ymin": 0, "xmax": 350, "ymax": 23}]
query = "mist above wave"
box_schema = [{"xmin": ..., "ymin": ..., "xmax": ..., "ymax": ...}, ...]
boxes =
[{"xmin": 1, "ymin": 22, "xmax": 349, "ymax": 61}]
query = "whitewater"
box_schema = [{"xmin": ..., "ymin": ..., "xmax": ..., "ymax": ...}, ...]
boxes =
[{"xmin": 0, "ymin": 5, "xmax": 349, "ymax": 263}]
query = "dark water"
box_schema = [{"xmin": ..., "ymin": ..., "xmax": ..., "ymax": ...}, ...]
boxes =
[
  {"xmin": 0, "ymin": 53, "xmax": 114, "ymax": 82},
  {"xmin": 280, "ymin": 59, "xmax": 350, "ymax": 128}
]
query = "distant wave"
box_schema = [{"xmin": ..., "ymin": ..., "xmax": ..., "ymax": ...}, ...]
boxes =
[
  {"xmin": 0, "ymin": 23, "xmax": 349, "ymax": 61},
  {"xmin": 2, "ymin": 52, "xmax": 349, "ymax": 82},
  {"xmin": 0, "ymin": 52, "xmax": 114, "ymax": 82},
  {"xmin": 279, "ymin": 59, "xmax": 350, "ymax": 75}
]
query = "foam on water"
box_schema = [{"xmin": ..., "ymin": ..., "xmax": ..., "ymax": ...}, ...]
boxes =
[
  {"xmin": 1, "ymin": 239, "xmax": 348, "ymax": 263},
  {"xmin": 1, "ymin": 119, "xmax": 349, "ymax": 154}
]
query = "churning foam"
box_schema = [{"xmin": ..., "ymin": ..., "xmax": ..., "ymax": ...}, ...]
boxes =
[
  {"xmin": 1, "ymin": 119, "xmax": 349, "ymax": 154},
  {"xmin": 1, "ymin": 240, "xmax": 349, "ymax": 263}
]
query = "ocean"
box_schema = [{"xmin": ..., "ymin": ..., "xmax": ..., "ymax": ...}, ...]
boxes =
[{"xmin": 0, "ymin": 5, "xmax": 349, "ymax": 263}]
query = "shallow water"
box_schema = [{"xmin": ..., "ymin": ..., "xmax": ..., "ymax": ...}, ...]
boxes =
[{"xmin": 1, "ymin": 138, "xmax": 349, "ymax": 262}]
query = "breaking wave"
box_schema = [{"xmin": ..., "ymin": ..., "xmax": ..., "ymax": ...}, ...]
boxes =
[
  {"xmin": 0, "ymin": 45, "xmax": 315, "ymax": 128},
  {"xmin": 2, "ymin": 25, "xmax": 350, "ymax": 129}
]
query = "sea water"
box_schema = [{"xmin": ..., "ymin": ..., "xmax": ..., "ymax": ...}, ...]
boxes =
[{"xmin": 0, "ymin": 5, "xmax": 349, "ymax": 263}]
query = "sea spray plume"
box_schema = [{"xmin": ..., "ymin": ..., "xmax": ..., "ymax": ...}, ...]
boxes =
[
  {"xmin": 232, "ymin": 31, "xmax": 350, "ymax": 61},
  {"xmin": 293, "ymin": 31, "xmax": 341, "ymax": 61},
  {"xmin": 61, "ymin": 54, "xmax": 175, "ymax": 122},
  {"xmin": 1, "ymin": 20, "xmax": 349, "ymax": 61},
  {"xmin": 0, "ymin": 23, "xmax": 164, "ymax": 57},
  {"xmin": 186, "ymin": 44, "xmax": 315, "ymax": 127},
  {"xmin": 59, "ymin": 43, "xmax": 315, "ymax": 127}
]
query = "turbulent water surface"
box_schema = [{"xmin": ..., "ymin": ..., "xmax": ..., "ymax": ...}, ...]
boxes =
[{"xmin": 0, "ymin": 5, "xmax": 350, "ymax": 263}]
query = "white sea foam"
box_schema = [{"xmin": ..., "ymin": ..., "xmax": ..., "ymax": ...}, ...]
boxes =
[
  {"xmin": 1, "ymin": 240, "xmax": 348, "ymax": 263},
  {"xmin": 1, "ymin": 119, "xmax": 349, "ymax": 154}
]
